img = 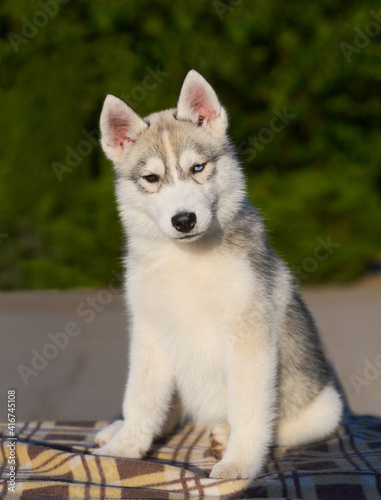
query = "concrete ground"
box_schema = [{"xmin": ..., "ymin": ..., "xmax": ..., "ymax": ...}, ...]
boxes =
[{"xmin": 1, "ymin": 274, "xmax": 380, "ymax": 423}]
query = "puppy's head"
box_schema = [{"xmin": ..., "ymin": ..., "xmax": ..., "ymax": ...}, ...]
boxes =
[{"xmin": 100, "ymin": 70, "xmax": 245, "ymax": 243}]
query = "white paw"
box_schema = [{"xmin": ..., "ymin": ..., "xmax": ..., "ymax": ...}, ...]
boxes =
[
  {"xmin": 93, "ymin": 427, "xmax": 146, "ymax": 459},
  {"xmin": 210, "ymin": 460, "xmax": 257, "ymax": 479},
  {"xmin": 93, "ymin": 441, "xmax": 142, "ymax": 459},
  {"xmin": 95, "ymin": 420, "xmax": 123, "ymax": 447}
]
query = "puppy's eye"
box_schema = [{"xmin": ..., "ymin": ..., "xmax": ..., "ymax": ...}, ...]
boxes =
[
  {"xmin": 143, "ymin": 174, "xmax": 159, "ymax": 183},
  {"xmin": 191, "ymin": 162, "xmax": 207, "ymax": 174}
]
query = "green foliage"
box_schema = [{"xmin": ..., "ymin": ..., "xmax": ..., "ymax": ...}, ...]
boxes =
[{"xmin": 0, "ymin": 0, "xmax": 380, "ymax": 288}]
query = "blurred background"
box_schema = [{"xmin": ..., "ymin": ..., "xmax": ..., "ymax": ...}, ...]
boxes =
[{"xmin": 0, "ymin": 1, "xmax": 380, "ymax": 420}]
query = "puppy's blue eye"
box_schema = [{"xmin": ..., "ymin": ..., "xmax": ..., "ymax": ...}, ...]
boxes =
[{"xmin": 192, "ymin": 163, "xmax": 207, "ymax": 174}]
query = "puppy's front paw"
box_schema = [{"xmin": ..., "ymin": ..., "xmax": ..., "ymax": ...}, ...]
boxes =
[
  {"xmin": 93, "ymin": 428, "xmax": 145, "ymax": 459},
  {"xmin": 210, "ymin": 460, "xmax": 256, "ymax": 479},
  {"xmin": 93, "ymin": 441, "xmax": 142, "ymax": 459},
  {"xmin": 95, "ymin": 420, "xmax": 123, "ymax": 447}
]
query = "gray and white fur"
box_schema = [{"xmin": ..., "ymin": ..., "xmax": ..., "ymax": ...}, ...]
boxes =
[{"xmin": 93, "ymin": 70, "xmax": 343, "ymax": 479}]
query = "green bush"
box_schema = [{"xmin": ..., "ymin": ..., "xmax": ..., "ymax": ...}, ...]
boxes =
[{"xmin": 0, "ymin": 0, "xmax": 380, "ymax": 288}]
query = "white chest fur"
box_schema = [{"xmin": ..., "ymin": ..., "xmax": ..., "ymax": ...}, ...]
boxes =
[{"xmin": 126, "ymin": 240, "xmax": 254, "ymax": 423}]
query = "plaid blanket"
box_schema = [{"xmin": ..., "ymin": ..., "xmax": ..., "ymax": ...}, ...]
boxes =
[{"xmin": 1, "ymin": 413, "xmax": 381, "ymax": 499}]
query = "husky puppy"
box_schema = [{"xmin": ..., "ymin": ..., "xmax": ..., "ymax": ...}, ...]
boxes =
[{"xmin": 93, "ymin": 70, "xmax": 343, "ymax": 479}]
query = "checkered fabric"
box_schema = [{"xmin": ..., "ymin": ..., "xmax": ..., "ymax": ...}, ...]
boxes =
[{"xmin": 1, "ymin": 413, "xmax": 381, "ymax": 499}]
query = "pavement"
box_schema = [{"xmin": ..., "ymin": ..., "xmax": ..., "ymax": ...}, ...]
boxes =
[{"xmin": 1, "ymin": 274, "xmax": 380, "ymax": 423}]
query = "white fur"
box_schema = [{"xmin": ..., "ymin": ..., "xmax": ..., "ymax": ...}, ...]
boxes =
[
  {"xmin": 277, "ymin": 385, "xmax": 343, "ymax": 448},
  {"xmin": 142, "ymin": 157, "xmax": 166, "ymax": 178},
  {"xmin": 179, "ymin": 149, "xmax": 207, "ymax": 170},
  {"xmin": 94, "ymin": 70, "xmax": 343, "ymax": 479},
  {"xmin": 95, "ymin": 240, "xmax": 279, "ymax": 478}
]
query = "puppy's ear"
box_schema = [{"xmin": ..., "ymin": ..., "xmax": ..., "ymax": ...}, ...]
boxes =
[
  {"xmin": 100, "ymin": 95, "xmax": 148, "ymax": 163},
  {"xmin": 177, "ymin": 70, "xmax": 228, "ymax": 135}
]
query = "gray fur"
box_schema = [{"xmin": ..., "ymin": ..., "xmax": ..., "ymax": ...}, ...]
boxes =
[{"xmin": 221, "ymin": 201, "xmax": 334, "ymax": 418}]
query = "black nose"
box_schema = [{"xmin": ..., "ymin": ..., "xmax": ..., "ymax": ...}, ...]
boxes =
[{"xmin": 171, "ymin": 212, "xmax": 197, "ymax": 233}]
